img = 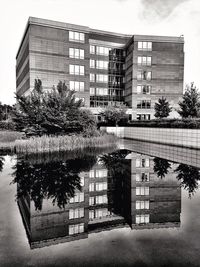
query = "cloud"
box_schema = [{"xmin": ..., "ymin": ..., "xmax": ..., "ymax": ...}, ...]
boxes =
[{"xmin": 140, "ymin": 0, "xmax": 190, "ymax": 21}]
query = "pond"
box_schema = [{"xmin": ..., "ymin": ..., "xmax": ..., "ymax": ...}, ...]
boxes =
[{"xmin": 0, "ymin": 140, "xmax": 200, "ymax": 267}]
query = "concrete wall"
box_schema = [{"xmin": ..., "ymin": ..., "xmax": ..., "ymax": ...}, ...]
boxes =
[{"xmin": 102, "ymin": 126, "xmax": 200, "ymax": 149}]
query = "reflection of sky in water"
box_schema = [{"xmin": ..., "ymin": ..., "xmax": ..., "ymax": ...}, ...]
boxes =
[{"xmin": 0, "ymin": 142, "xmax": 200, "ymax": 266}]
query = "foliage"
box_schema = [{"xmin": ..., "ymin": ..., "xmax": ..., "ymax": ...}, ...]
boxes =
[
  {"xmin": 105, "ymin": 118, "xmax": 200, "ymax": 129},
  {"xmin": 12, "ymin": 153, "xmax": 97, "ymax": 210},
  {"xmin": 15, "ymin": 133, "xmax": 117, "ymax": 154},
  {"xmin": 178, "ymin": 82, "xmax": 200, "ymax": 118},
  {"xmin": 153, "ymin": 157, "xmax": 171, "ymax": 179},
  {"xmin": 100, "ymin": 104, "xmax": 128, "ymax": 126},
  {"xmin": 0, "ymin": 103, "xmax": 13, "ymax": 121},
  {"xmin": 175, "ymin": 164, "xmax": 200, "ymax": 197},
  {"xmin": 0, "ymin": 121, "xmax": 16, "ymax": 130},
  {"xmin": 154, "ymin": 97, "xmax": 172, "ymax": 119},
  {"xmin": 12, "ymin": 79, "xmax": 96, "ymax": 136}
]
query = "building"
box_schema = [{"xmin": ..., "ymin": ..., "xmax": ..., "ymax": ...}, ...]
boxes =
[
  {"xmin": 16, "ymin": 17, "xmax": 184, "ymax": 120},
  {"xmin": 17, "ymin": 149, "xmax": 181, "ymax": 249}
]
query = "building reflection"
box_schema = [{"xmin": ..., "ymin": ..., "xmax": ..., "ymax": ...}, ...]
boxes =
[{"xmin": 15, "ymin": 149, "xmax": 183, "ymax": 249}]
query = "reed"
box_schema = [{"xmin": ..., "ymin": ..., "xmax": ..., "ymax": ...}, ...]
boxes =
[
  {"xmin": 15, "ymin": 133, "xmax": 118, "ymax": 154},
  {"xmin": 0, "ymin": 130, "xmax": 23, "ymax": 151}
]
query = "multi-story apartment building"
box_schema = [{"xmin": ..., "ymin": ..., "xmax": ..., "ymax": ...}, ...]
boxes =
[
  {"xmin": 17, "ymin": 150, "xmax": 181, "ymax": 249},
  {"xmin": 16, "ymin": 17, "xmax": 184, "ymax": 120}
]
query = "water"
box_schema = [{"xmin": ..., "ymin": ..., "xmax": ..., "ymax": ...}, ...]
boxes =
[{"xmin": 1, "ymin": 141, "xmax": 200, "ymax": 267}]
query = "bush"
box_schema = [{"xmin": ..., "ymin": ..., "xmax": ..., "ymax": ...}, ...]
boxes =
[
  {"xmin": 103, "ymin": 118, "xmax": 200, "ymax": 129},
  {"xmin": 0, "ymin": 121, "xmax": 16, "ymax": 130}
]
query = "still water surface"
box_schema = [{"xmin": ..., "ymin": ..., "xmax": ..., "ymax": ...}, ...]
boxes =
[{"xmin": 0, "ymin": 140, "xmax": 200, "ymax": 267}]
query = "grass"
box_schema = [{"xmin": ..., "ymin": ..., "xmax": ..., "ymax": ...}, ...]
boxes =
[
  {"xmin": 0, "ymin": 130, "xmax": 24, "ymax": 151},
  {"xmin": 15, "ymin": 133, "xmax": 118, "ymax": 154}
]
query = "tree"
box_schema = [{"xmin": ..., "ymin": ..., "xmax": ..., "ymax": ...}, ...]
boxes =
[
  {"xmin": 100, "ymin": 104, "xmax": 128, "ymax": 125},
  {"xmin": 178, "ymin": 82, "xmax": 200, "ymax": 118},
  {"xmin": 12, "ymin": 79, "xmax": 96, "ymax": 136},
  {"xmin": 0, "ymin": 102, "xmax": 13, "ymax": 121},
  {"xmin": 153, "ymin": 157, "xmax": 171, "ymax": 179},
  {"xmin": 154, "ymin": 97, "xmax": 172, "ymax": 119}
]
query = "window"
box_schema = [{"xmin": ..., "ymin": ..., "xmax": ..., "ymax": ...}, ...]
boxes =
[
  {"xmin": 69, "ymin": 31, "xmax": 85, "ymax": 43},
  {"xmin": 90, "ymin": 73, "xmax": 95, "ymax": 82},
  {"xmin": 96, "ymin": 195, "xmax": 108, "ymax": 204},
  {"xmin": 137, "ymin": 71, "xmax": 152, "ymax": 81},
  {"xmin": 138, "ymin": 41, "xmax": 152, "ymax": 51},
  {"xmin": 90, "ymin": 45, "xmax": 95, "ymax": 54},
  {"xmin": 69, "ymin": 208, "xmax": 84, "ymax": 219},
  {"xmin": 95, "ymin": 208, "xmax": 110, "ymax": 218},
  {"xmin": 96, "ymin": 182, "xmax": 107, "ymax": 191},
  {"xmin": 89, "ymin": 170, "xmax": 95, "ymax": 178},
  {"xmin": 69, "ymin": 81, "xmax": 84, "ymax": 92},
  {"xmin": 69, "ymin": 192, "xmax": 84, "ymax": 203},
  {"xmin": 136, "ymin": 173, "xmax": 150, "ymax": 182},
  {"xmin": 89, "ymin": 196, "xmax": 95, "ymax": 206},
  {"xmin": 96, "ymin": 46, "xmax": 110, "ymax": 56},
  {"xmin": 136, "ymin": 186, "xmax": 149, "ymax": 196},
  {"xmin": 96, "ymin": 74, "xmax": 108, "ymax": 83},
  {"xmin": 137, "ymin": 114, "xmax": 151, "ymax": 121},
  {"xmin": 69, "ymin": 48, "xmax": 84, "ymax": 59},
  {"xmin": 90, "ymin": 87, "xmax": 95, "ymax": 95},
  {"xmin": 90, "ymin": 59, "xmax": 95, "ymax": 68},
  {"xmin": 89, "ymin": 183, "xmax": 95, "ymax": 192},
  {"xmin": 96, "ymin": 60, "xmax": 108, "ymax": 70},
  {"xmin": 137, "ymin": 100, "xmax": 151, "ymax": 109},
  {"xmin": 136, "ymin": 200, "xmax": 149, "ymax": 210},
  {"xmin": 137, "ymin": 85, "xmax": 151, "ymax": 94},
  {"xmin": 136, "ymin": 214, "xmax": 150, "ymax": 224},
  {"xmin": 96, "ymin": 88, "xmax": 108, "ymax": 96},
  {"xmin": 69, "ymin": 223, "xmax": 84, "ymax": 235},
  {"xmin": 69, "ymin": 65, "xmax": 84, "ymax": 75},
  {"xmin": 137, "ymin": 56, "xmax": 151, "ymax": 66},
  {"xmin": 136, "ymin": 158, "xmax": 150, "ymax": 168},
  {"xmin": 96, "ymin": 169, "xmax": 108, "ymax": 178},
  {"xmin": 89, "ymin": 210, "xmax": 95, "ymax": 219}
]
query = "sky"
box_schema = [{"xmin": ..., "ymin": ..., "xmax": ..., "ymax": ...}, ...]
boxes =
[{"xmin": 0, "ymin": 0, "xmax": 200, "ymax": 104}]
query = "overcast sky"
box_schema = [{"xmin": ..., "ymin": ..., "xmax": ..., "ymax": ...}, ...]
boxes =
[{"xmin": 0, "ymin": 0, "xmax": 200, "ymax": 104}]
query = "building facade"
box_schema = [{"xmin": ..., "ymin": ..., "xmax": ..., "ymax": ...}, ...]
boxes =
[{"xmin": 16, "ymin": 17, "xmax": 184, "ymax": 120}]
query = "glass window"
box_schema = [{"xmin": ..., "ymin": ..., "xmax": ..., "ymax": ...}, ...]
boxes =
[
  {"xmin": 69, "ymin": 81, "xmax": 84, "ymax": 92},
  {"xmin": 69, "ymin": 223, "xmax": 84, "ymax": 235},
  {"xmin": 138, "ymin": 41, "xmax": 152, "ymax": 51},
  {"xmin": 137, "ymin": 56, "xmax": 151, "ymax": 66},
  {"xmin": 136, "ymin": 214, "xmax": 150, "ymax": 224},
  {"xmin": 136, "ymin": 173, "xmax": 149, "ymax": 182},
  {"xmin": 90, "ymin": 87, "xmax": 95, "ymax": 95},
  {"xmin": 137, "ymin": 100, "xmax": 151, "ymax": 109},
  {"xmin": 137, "ymin": 71, "xmax": 152, "ymax": 81},
  {"xmin": 96, "ymin": 182, "xmax": 107, "ymax": 191},
  {"xmin": 69, "ymin": 31, "xmax": 85, "ymax": 43},
  {"xmin": 89, "ymin": 197, "xmax": 95, "ymax": 206},
  {"xmin": 96, "ymin": 195, "xmax": 108, "ymax": 204},
  {"xmin": 96, "ymin": 46, "xmax": 110, "ymax": 56},
  {"xmin": 69, "ymin": 192, "xmax": 84, "ymax": 203},
  {"xmin": 89, "ymin": 183, "xmax": 95, "ymax": 192},
  {"xmin": 69, "ymin": 208, "xmax": 84, "ymax": 219},
  {"xmin": 69, "ymin": 65, "xmax": 84, "ymax": 75},
  {"xmin": 137, "ymin": 85, "xmax": 151, "ymax": 94},
  {"xmin": 136, "ymin": 200, "xmax": 149, "ymax": 210},
  {"xmin": 90, "ymin": 59, "xmax": 95, "ymax": 68},
  {"xmin": 90, "ymin": 73, "xmax": 95, "ymax": 82},
  {"xmin": 96, "ymin": 74, "xmax": 108, "ymax": 83},
  {"xmin": 96, "ymin": 60, "xmax": 108, "ymax": 70},
  {"xmin": 136, "ymin": 186, "xmax": 149, "ymax": 196},
  {"xmin": 89, "ymin": 210, "xmax": 95, "ymax": 219},
  {"xmin": 96, "ymin": 169, "xmax": 108, "ymax": 177},
  {"xmin": 137, "ymin": 114, "xmax": 151, "ymax": 121},
  {"xmin": 96, "ymin": 88, "xmax": 108, "ymax": 96},
  {"xmin": 90, "ymin": 45, "xmax": 95, "ymax": 54}
]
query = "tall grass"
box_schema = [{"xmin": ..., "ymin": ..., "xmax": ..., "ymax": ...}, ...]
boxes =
[
  {"xmin": 0, "ymin": 130, "xmax": 23, "ymax": 151},
  {"xmin": 15, "ymin": 133, "xmax": 118, "ymax": 154}
]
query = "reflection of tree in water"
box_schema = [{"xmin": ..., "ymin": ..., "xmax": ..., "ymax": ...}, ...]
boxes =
[
  {"xmin": 153, "ymin": 157, "xmax": 171, "ymax": 179},
  {"xmin": 12, "ymin": 152, "xmax": 97, "ymax": 210},
  {"xmin": 0, "ymin": 156, "xmax": 5, "ymax": 172},
  {"xmin": 175, "ymin": 164, "xmax": 200, "ymax": 197},
  {"xmin": 100, "ymin": 149, "xmax": 131, "ymax": 220}
]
